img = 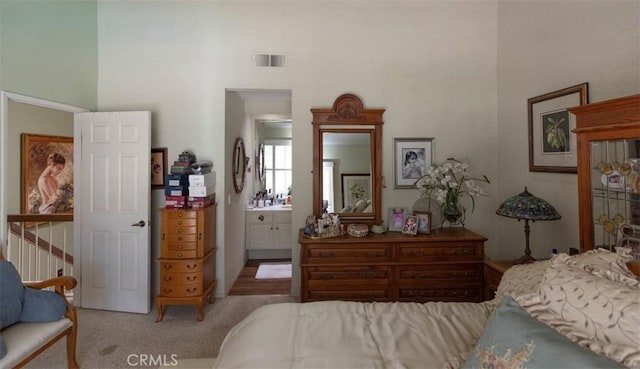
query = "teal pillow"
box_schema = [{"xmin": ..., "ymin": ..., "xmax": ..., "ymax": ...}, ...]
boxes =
[
  {"xmin": 0, "ymin": 335, "xmax": 6, "ymax": 359},
  {"xmin": 0, "ymin": 260, "xmax": 25, "ymax": 329},
  {"xmin": 462, "ymin": 296, "xmax": 623, "ymax": 369},
  {"xmin": 19, "ymin": 287, "xmax": 67, "ymax": 322}
]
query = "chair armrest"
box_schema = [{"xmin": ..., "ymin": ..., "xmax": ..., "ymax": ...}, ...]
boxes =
[{"xmin": 24, "ymin": 276, "xmax": 77, "ymax": 295}]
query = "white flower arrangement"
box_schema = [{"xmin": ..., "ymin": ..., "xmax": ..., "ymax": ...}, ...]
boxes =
[{"xmin": 414, "ymin": 157, "xmax": 490, "ymax": 212}]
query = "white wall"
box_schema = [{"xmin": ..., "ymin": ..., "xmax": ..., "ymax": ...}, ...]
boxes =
[
  {"xmin": 96, "ymin": 1, "xmax": 498, "ymax": 297},
  {"xmin": 496, "ymin": 1, "xmax": 640, "ymax": 260}
]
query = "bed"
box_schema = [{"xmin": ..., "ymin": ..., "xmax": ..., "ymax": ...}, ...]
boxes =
[{"xmin": 214, "ymin": 248, "xmax": 640, "ymax": 369}]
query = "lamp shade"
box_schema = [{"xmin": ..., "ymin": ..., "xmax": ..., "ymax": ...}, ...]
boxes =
[{"xmin": 496, "ymin": 187, "xmax": 561, "ymax": 221}]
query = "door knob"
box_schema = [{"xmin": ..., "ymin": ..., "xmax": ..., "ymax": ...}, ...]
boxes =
[{"xmin": 131, "ymin": 220, "xmax": 146, "ymax": 227}]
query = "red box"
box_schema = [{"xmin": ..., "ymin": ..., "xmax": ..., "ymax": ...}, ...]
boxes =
[{"xmin": 165, "ymin": 196, "xmax": 186, "ymax": 208}]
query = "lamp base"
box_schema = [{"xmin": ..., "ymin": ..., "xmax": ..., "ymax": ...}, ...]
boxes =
[{"xmin": 513, "ymin": 254, "xmax": 537, "ymax": 265}]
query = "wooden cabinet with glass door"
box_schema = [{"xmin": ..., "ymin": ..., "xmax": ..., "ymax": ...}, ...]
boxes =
[{"xmin": 569, "ymin": 94, "xmax": 640, "ymax": 273}]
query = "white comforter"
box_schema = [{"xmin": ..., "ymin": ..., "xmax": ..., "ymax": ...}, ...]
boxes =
[{"xmin": 214, "ymin": 300, "xmax": 493, "ymax": 369}]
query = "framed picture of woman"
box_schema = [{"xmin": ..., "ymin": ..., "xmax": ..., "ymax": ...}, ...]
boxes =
[{"xmin": 21, "ymin": 134, "xmax": 74, "ymax": 214}]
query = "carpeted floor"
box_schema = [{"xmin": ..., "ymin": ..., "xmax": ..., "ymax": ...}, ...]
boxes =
[{"xmin": 24, "ymin": 295, "xmax": 296, "ymax": 369}]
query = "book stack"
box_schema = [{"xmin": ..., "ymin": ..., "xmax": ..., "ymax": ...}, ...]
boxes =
[
  {"xmin": 164, "ymin": 174, "xmax": 188, "ymax": 208},
  {"xmin": 188, "ymin": 172, "xmax": 215, "ymax": 208}
]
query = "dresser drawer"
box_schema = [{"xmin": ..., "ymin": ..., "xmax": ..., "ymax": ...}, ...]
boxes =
[
  {"xmin": 397, "ymin": 285, "xmax": 483, "ymax": 303},
  {"xmin": 158, "ymin": 260, "xmax": 202, "ymax": 273},
  {"xmin": 166, "ymin": 218, "xmax": 197, "ymax": 227},
  {"xmin": 163, "ymin": 250, "xmax": 198, "ymax": 259},
  {"xmin": 396, "ymin": 242, "xmax": 482, "ymax": 262},
  {"xmin": 302, "ymin": 244, "xmax": 392, "ymax": 264},
  {"xmin": 166, "ymin": 225, "xmax": 197, "ymax": 235},
  {"xmin": 158, "ymin": 284, "xmax": 203, "ymax": 297},
  {"xmin": 304, "ymin": 266, "xmax": 392, "ymax": 284},
  {"xmin": 160, "ymin": 271, "xmax": 202, "ymax": 285},
  {"xmin": 165, "ymin": 210, "xmax": 198, "ymax": 220},
  {"xmin": 397, "ymin": 264, "xmax": 483, "ymax": 283},
  {"xmin": 164, "ymin": 233, "xmax": 198, "ymax": 243},
  {"xmin": 163, "ymin": 241, "xmax": 198, "ymax": 252}
]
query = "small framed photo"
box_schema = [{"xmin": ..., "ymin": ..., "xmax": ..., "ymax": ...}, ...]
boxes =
[
  {"xmin": 528, "ymin": 83, "xmax": 588, "ymax": 173},
  {"xmin": 393, "ymin": 137, "xmax": 434, "ymax": 189},
  {"xmin": 388, "ymin": 207, "xmax": 408, "ymax": 232},
  {"xmin": 414, "ymin": 211, "xmax": 431, "ymax": 234},
  {"xmin": 151, "ymin": 147, "xmax": 168, "ymax": 189},
  {"xmin": 402, "ymin": 215, "xmax": 418, "ymax": 236}
]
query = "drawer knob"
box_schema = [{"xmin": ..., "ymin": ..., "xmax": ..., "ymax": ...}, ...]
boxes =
[
  {"xmin": 186, "ymin": 276, "xmax": 198, "ymax": 282},
  {"xmin": 259, "ymin": 215, "xmax": 264, "ymax": 221},
  {"xmin": 163, "ymin": 265, "xmax": 172, "ymax": 270},
  {"xmin": 178, "ymin": 253, "xmax": 183, "ymax": 257},
  {"xmin": 186, "ymin": 264, "xmax": 197, "ymax": 270},
  {"xmin": 186, "ymin": 288, "xmax": 197, "ymax": 294},
  {"xmin": 178, "ymin": 220, "xmax": 183, "ymax": 225},
  {"xmin": 178, "ymin": 213, "xmax": 183, "ymax": 217},
  {"xmin": 178, "ymin": 229, "xmax": 183, "ymax": 234},
  {"xmin": 178, "ymin": 245, "xmax": 183, "ymax": 249},
  {"xmin": 163, "ymin": 288, "xmax": 173, "ymax": 294},
  {"xmin": 163, "ymin": 276, "xmax": 173, "ymax": 281}
]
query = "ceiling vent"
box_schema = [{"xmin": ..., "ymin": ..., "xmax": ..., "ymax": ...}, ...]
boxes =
[{"xmin": 253, "ymin": 53, "xmax": 287, "ymax": 67}]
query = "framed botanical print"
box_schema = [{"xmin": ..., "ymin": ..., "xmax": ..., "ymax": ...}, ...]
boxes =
[{"xmin": 528, "ymin": 83, "xmax": 588, "ymax": 173}]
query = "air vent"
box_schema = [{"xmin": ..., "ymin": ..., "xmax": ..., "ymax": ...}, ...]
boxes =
[{"xmin": 253, "ymin": 53, "xmax": 287, "ymax": 67}]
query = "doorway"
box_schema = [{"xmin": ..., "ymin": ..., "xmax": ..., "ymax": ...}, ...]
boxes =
[{"xmin": 224, "ymin": 88, "xmax": 293, "ymax": 296}]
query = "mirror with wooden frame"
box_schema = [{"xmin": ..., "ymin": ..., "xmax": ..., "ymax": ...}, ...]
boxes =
[
  {"xmin": 232, "ymin": 137, "xmax": 246, "ymax": 193},
  {"xmin": 312, "ymin": 94, "xmax": 384, "ymax": 225}
]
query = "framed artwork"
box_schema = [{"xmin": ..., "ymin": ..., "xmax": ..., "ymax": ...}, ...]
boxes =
[
  {"xmin": 21, "ymin": 134, "xmax": 74, "ymax": 214},
  {"xmin": 528, "ymin": 83, "xmax": 588, "ymax": 173},
  {"xmin": 402, "ymin": 215, "xmax": 418, "ymax": 236},
  {"xmin": 393, "ymin": 137, "xmax": 434, "ymax": 188},
  {"xmin": 414, "ymin": 211, "xmax": 432, "ymax": 234},
  {"xmin": 151, "ymin": 147, "xmax": 168, "ymax": 189},
  {"xmin": 341, "ymin": 173, "xmax": 371, "ymax": 210},
  {"xmin": 388, "ymin": 207, "xmax": 408, "ymax": 232}
]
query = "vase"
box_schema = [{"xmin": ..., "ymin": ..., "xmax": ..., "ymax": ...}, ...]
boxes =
[{"xmin": 442, "ymin": 190, "xmax": 464, "ymax": 226}]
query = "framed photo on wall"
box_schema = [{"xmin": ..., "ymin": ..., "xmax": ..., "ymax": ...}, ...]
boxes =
[
  {"xmin": 151, "ymin": 147, "xmax": 168, "ymax": 189},
  {"xmin": 21, "ymin": 133, "xmax": 74, "ymax": 214},
  {"xmin": 393, "ymin": 137, "xmax": 434, "ymax": 188},
  {"xmin": 528, "ymin": 83, "xmax": 588, "ymax": 173}
]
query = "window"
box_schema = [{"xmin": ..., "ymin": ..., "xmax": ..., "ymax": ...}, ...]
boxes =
[{"xmin": 264, "ymin": 140, "xmax": 292, "ymax": 197}]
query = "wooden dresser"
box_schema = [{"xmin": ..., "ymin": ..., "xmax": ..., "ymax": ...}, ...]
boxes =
[
  {"xmin": 155, "ymin": 204, "xmax": 216, "ymax": 322},
  {"xmin": 299, "ymin": 227, "xmax": 486, "ymax": 303}
]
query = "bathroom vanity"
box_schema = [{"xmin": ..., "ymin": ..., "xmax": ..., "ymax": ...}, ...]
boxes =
[{"xmin": 245, "ymin": 205, "xmax": 293, "ymax": 250}]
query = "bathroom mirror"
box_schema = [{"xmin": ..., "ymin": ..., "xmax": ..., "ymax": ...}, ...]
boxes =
[
  {"xmin": 312, "ymin": 94, "xmax": 384, "ymax": 225},
  {"xmin": 232, "ymin": 137, "xmax": 246, "ymax": 193}
]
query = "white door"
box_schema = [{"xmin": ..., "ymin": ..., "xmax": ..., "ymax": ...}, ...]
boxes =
[{"xmin": 76, "ymin": 111, "xmax": 151, "ymax": 313}]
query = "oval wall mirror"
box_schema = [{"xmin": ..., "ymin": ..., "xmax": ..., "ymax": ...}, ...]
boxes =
[{"xmin": 232, "ymin": 137, "xmax": 246, "ymax": 193}]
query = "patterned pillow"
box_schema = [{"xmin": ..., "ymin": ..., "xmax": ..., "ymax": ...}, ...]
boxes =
[
  {"xmin": 461, "ymin": 296, "xmax": 623, "ymax": 369},
  {"xmin": 492, "ymin": 260, "xmax": 549, "ymax": 306},
  {"xmin": 515, "ymin": 259, "xmax": 640, "ymax": 368},
  {"xmin": 558, "ymin": 249, "xmax": 638, "ymax": 287}
]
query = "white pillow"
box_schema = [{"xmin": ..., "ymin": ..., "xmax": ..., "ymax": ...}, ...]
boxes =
[
  {"xmin": 514, "ymin": 258, "xmax": 640, "ymax": 368},
  {"xmin": 492, "ymin": 260, "xmax": 549, "ymax": 306}
]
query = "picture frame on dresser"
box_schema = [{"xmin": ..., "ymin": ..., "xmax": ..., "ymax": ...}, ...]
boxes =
[
  {"xmin": 528, "ymin": 82, "xmax": 588, "ymax": 173},
  {"xmin": 388, "ymin": 207, "xmax": 408, "ymax": 232}
]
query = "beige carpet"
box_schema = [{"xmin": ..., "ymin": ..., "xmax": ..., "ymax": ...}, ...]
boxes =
[{"xmin": 23, "ymin": 295, "xmax": 296, "ymax": 369}]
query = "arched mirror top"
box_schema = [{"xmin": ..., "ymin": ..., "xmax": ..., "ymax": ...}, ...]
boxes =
[
  {"xmin": 232, "ymin": 137, "xmax": 246, "ymax": 193},
  {"xmin": 312, "ymin": 94, "xmax": 384, "ymax": 226}
]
